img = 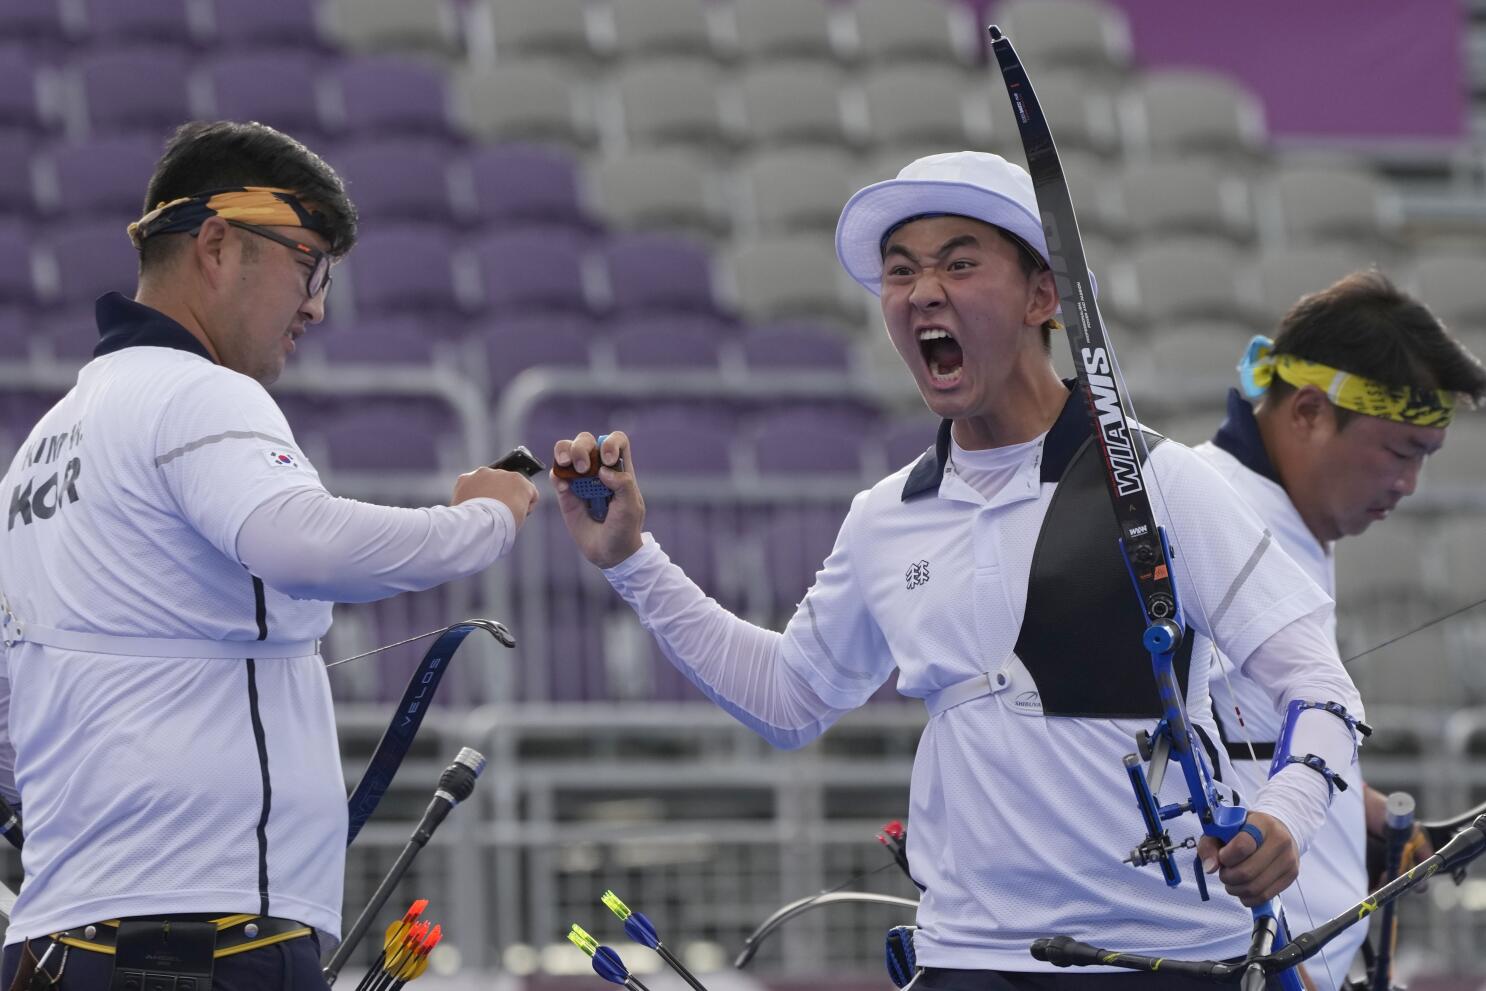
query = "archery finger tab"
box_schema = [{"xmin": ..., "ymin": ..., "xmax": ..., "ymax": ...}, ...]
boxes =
[{"xmin": 1239, "ymin": 822, "xmax": 1265, "ymax": 850}]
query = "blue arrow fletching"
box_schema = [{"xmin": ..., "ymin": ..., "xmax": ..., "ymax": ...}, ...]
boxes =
[
  {"xmin": 592, "ymin": 945, "xmax": 630, "ymax": 986},
  {"xmin": 624, "ymin": 912, "xmax": 660, "ymax": 950}
]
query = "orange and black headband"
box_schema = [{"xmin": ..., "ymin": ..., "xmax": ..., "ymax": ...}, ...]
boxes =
[{"xmin": 127, "ymin": 186, "xmax": 330, "ymax": 250}]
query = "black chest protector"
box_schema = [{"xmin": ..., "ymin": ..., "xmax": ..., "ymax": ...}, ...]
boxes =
[{"xmin": 1012, "ymin": 431, "xmax": 1194, "ymax": 719}]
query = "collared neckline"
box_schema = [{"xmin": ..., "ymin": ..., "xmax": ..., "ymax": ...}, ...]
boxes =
[
  {"xmin": 93, "ymin": 291, "xmax": 217, "ymax": 364},
  {"xmin": 902, "ymin": 380, "xmax": 1085, "ymax": 501},
  {"xmin": 1211, "ymin": 387, "xmax": 1282, "ymax": 486}
]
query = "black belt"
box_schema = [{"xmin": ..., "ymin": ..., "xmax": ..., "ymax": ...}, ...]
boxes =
[
  {"xmin": 1223, "ymin": 740, "xmax": 1276, "ymax": 761},
  {"xmin": 52, "ymin": 914, "xmax": 311, "ymax": 960}
]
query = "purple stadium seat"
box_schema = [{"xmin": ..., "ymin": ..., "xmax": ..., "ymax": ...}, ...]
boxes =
[
  {"xmin": 0, "ymin": 223, "xmax": 31, "ymax": 306},
  {"xmin": 749, "ymin": 404, "xmax": 878, "ymax": 475},
  {"xmin": 758, "ymin": 504, "xmax": 851, "ymax": 612},
  {"xmin": 482, "ymin": 314, "xmax": 595, "ymax": 384},
  {"xmin": 208, "ymin": 0, "xmax": 326, "ymax": 50},
  {"xmin": 470, "ymin": 229, "xmax": 590, "ymax": 314},
  {"xmin": 612, "ymin": 403, "xmax": 734, "ymax": 474},
  {"xmin": 740, "ymin": 322, "xmax": 850, "ymax": 372},
  {"xmin": 81, "ymin": 0, "xmax": 195, "ymax": 47},
  {"xmin": 205, "ymin": 51, "xmax": 325, "ymax": 144},
  {"xmin": 332, "ymin": 140, "xmax": 454, "ymax": 224},
  {"xmin": 316, "ymin": 314, "xmax": 439, "ymax": 365},
  {"xmin": 41, "ymin": 218, "xmax": 137, "ymax": 308},
  {"xmin": 880, "ymin": 415, "xmax": 939, "ymax": 469},
  {"xmin": 329, "ymin": 56, "xmax": 453, "ymax": 141},
  {"xmin": 39, "ymin": 303, "xmax": 102, "ymax": 364},
  {"xmin": 0, "ymin": 131, "xmax": 34, "ymax": 214},
  {"xmin": 600, "ymin": 232, "xmax": 718, "ymax": 314},
  {"xmin": 462, "ymin": 143, "xmax": 587, "ymax": 231},
  {"xmin": 319, "ymin": 398, "xmax": 455, "ymax": 472},
  {"xmin": 519, "ymin": 395, "xmax": 616, "ymax": 460},
  {"xmin": 75, "ymin": 49, "xmax": 191, "ymax": 135},
  {"xmin": 0, "ymin": 49, "xmax": 44, "ymax": 132},
  {"xmin": 610, "ymin": 313, "xmax": 727, "ymax": 372},
  {"xmin": 43, "ymin": 136, "xmax": 160, "ymax": 218},
  {"xmin": 346, "ymin": 224, "xmax": 460, "ymax": 316},
  {"xmin": 0, "ymin": 0, "xmax": 67, "ymax": 49},
  {"xmin": 0, "ymin": 307, "xmax": 30, "ymax": 360}
]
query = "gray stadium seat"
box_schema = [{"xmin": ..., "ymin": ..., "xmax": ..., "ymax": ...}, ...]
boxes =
[
  {"xmin": 1251, "ymin": 247, "xmax": 1372, "ymax": 324},
  {"xmin": 1122, "ymin": 70, "xmax": 1267, "ymax": 159},
  {"xmin": 739, "ymin": 148, "xmax": 856, "ymax": 234},
  {"xmin": 849, "ymin": 0, "xmax": 973, "ymax": 66},
  {"xmin": 455, "ymin": 61, "xmax": 594, "ymax": 147},
  {"xmin": 1334, "ymin": 517, "xmax": 1439, "ymax": 603},
  {"xmin": 1143, "ymin": 321, "xmax": 1254, "ymax": 395},
  {"xmin": 324, "ymin": 0, "xmax": 462, "ymax": 60},
  {"xmin": 1437, "ymin": 515, "xmax": 1486, "ymax": 593},
  {"xmin": 858, "ymin": 65, "xmax": 992, "ymax": 149},
  {"xmin": 588, "ymin": 149, "xmax": 729, "ymax": 236},
  {"xmin": 738, "ymin": 61, "xmax": 849, "ymax": 148},
  {"xmin": 484, "ymin": 0, "xmax": 593, "ymax": 63},
  {"xmin": 992, "ymin": 0, "xmax": 1134, "ymax": 78},
  {"xmin": 1107, "ymin": 238, "xmax": 1256, "ymax": 327},
  {"xmin": 1423, "ymin": 419, "xmax": 1486, "ymax": 488},
  {"xmin": 731, "ymin": 0, "xmax": 838, "ymax": 63},
  {"xmin": 1412, "ymin": 249, "xmax": 1486, "ymax": 328},
  {"xmin": 1267, "ymin": 163, "xmax": 1402, "ymax": 247},
  {"xmin": 1116, "ymin": 159, "xmax": 1255, "ymax": 244},
  {"xmin": 728, "ymin": 233, "xmax": 862, "ymax": 325},
  {"xmin": 603, "ymin": 0, "xmax": 720, "ymax": 61},
  {"xmin": 609, "ymin": 58, "xmax": 733, "ymax": 151}
]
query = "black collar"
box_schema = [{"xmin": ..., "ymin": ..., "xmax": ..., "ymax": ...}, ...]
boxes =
[
  {"xmin": 1211, "ymin": 388, "xmax": 1282, "ymax": 486},
  {"xmin": 93, "ymin": 292, "xmax": 217, "ymax": 363},
  {"xmin": 901, "ymin": 381, "xmax": 1086, "ymax": 500}
]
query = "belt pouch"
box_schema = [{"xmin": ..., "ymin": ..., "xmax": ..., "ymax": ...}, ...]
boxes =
[{"xmin": 110, "ymin": 921, "xmax": 215, "ymax": 991}]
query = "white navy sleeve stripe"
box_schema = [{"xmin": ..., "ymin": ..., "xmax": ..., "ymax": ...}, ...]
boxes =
[
  {"xmin": 155, "ymin": 430, "xmax": 294, "ymax": 467},
  {"xmin": 1209, "ymin": 529, "xmax": 1273, "ymax": 628}
]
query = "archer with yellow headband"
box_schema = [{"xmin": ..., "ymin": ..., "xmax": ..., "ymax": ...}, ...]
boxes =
[
  {"xmin": 0, "ymin": 121, "xmax": 540, "ymax": 990},
  {"xmin": 1197, "ymin": 269, "xmax": 1486, "ymax": 990}
]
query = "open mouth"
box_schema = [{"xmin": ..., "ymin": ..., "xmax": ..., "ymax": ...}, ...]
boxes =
[{"xmin": 917, "ymin": 327, "xmax": 964, "ymax": 386}]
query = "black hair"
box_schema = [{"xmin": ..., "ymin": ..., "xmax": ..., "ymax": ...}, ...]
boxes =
[
  {"xmin": 1269, "ymin": 269, "xmax": 1486, "ymax": 426},
  {"xmin": 139, "ymin": 120, "xmax": 358, "ymax": 271}
]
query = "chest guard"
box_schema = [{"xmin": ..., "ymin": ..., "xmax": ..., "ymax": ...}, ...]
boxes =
[{"xmin": 1012, "ymin": 432, "xmax": 1193, "ymax": 718}]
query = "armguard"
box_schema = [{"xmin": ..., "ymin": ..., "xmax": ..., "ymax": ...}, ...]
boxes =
[{"xmin": 1269, "ymin": 699, "xmax": 1368, "ymax": 791}]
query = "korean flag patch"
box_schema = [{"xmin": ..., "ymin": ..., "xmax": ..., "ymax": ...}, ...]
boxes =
[{"xmin": 265, "ymin": 449, "xmax": 299, "ymax": 468}]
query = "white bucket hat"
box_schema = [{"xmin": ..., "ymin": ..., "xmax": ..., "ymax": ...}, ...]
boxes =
[{"xmin": 835, "ymin": 150, "xmax": 1095, "ymax": 297}]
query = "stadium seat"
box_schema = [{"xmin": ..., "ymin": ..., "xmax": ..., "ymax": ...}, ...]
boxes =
[
  {"xmin": 481, "ymin": 314, "xmax": 597, "ymax": 386},
  {"xmin": 617, "ymin": 403, "xmax": 736, "ymax": 474},
  {"xmin": 739, "ymin": 148, "xmax": 856, "ymax": 235},
  {"xmin": 314, "ymin": 314, "xmax": 440, "ymax": 366},
  {"xmin": 604, "ymin": 0, "xmax": 720, "ymax": 62},
  {"xmin": 1422, "ymin": 418, "xmax": 1486, "ymax": 488},
  {"xmin": 460, "ymin": 143, "xmax": 589, "ymax": 231},
  {"xmin": 850, "ymin": 0, "xmax": 973, "ymax": 65},
  {"xmin": 740, "ymin": 322, "xmax": 852, "ymax": 373},
  {"xmin": 206, "ymin": 0, "xmax": 326, "ymax": 51},
  {"xmin": 1107, "ymin": 238, "xmax": 1255, "ymax": 327},
  {"xmin": 731, "ymin": 0, "xmax": 838, "ymax": 63},
  {"xmin": 202, "ymin": 50, "xmax": 326, "ymax": 145},
  {"xmin": 878, "ymin": 415, "xmax": 939, "ymax": 472},
  {"xmin": 755, "ymin": 504, "xmax": 852, "ymax": 612},
  {"xmin": 72, "ymin": 48, "xmax": 192, "ymax": 135},
  {"xmin": 469, "ymin": 229, "xmax": 592, "ymax": 314},
  {"xmin": 992, "ymin": 0, "xmax": 1134, "ymax": 77},
  {"xmin": 0, "ymin": 307, "xmax": 31, "ymax": 361},
  {"xmin": 599, "ymin": 232, "xmax": 720, "ymax": 314},
  {"xmin": 1437, "ymin": 515, "xmax": 1486, "ymax": 592},
  {"xmin": 1251, "ymin": 247, "xmax": 1371, "ymax": 325},
  {"xmin": 0, "ymin": 50, "xmax": 45, "ymax": 133},
  {"xmin": 1122, "ymin": 70, "xmax": 1267, "ymax": 159},
  {"xmin": 37, "ymin": 218, "xmax": 137, "ymax": 308},
  {"xmin": 858, "ymin": 65, "xmax": 992, "ymax": 149},
  {"xmin": 748, "ymin": 403, "xmax": 877, "ymax": 475},
  {"xmin": 0, "ymin": 132, "xmax": 35, "ymax": 215},
  {"xmin": 611, "ymin": 315, "xmax": 726, "ymax": 371},
  {"xmin": 80, "ymin": 0, "xmax": 194, "ymax": 48},
  {"xmin": 728, "ymin": 233, "xmax": 862, "ymax": 326},
  {"xmin": 0, "ymin": 223, "xmax": 33, "ymax": 305},
  {"xmin": 36, "ymin": 135, "xmax": 159, "ymax": 218},
  {"xmin": 0, "ymin": 0, "xmax": 67, "ymax": 50},
  {"xmin": 1267, "ymin": 163, "xmax": 1402, "ymax": 246},
  {"xmin": 329, "ymin": 56, "xmax": 454, "ymax": 140},
  {"xmin": 609, "ymin": 58, "xmax": 733, "ymax": 151},
  {"xmin": 1334, "ymin": 517, "xmax": 1439, "ymax": 603},
  {"xmin": 738, "ymin": 61, "xmax": 850, "ymax": 148},
  {"xmin": 991, "ymin": 71, "xmax": 1118, "ymax": 157},
  {"xmin": 323, "ymin": 0, "xmax": 461, "ymax": 61},
  {"xmin": 456, "ymin": 60, "xmax": 593, "ymax": 148},
  {"xmin": 1412, "ymin": 249, "xmax": 1486, "ymax": 328},
  {"xmin": 483, "ymin": 0, "xmax": 593, "ymax": 63},
  {"xmin": 1143, "ymin": 321, "xmax": 1253, "ymax": 394},
  {"xmin": 319, "ymin": 399, "xmax": 457, "ymax": 472},
  {"xmin": 345, "ymin": 224, "xmax": 461, "ymax": 317},
  {"xmin": 1115, "ymin": 159, "xmax": 1255, "ymax": 244},
  {"xmin": 333, "ymin": 140, "xmax": 456, "ymax": 224},
  {"xmin": 587, "ymin": 148, "xmax": 727, "ymax": 237}
]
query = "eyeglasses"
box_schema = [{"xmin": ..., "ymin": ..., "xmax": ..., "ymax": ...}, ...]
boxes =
[{"xmin": 226, "ymin": 220, "xmax": 333, "ymax": 299}]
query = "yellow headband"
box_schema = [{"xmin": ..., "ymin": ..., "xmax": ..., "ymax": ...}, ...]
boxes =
[
  {"xmin": 1237, "ymin": 335, "xmax": 1455, "ymax": 428},
  {"xmin": 127, "ymin": 186, "xmax": 330, "ymax": 250}
]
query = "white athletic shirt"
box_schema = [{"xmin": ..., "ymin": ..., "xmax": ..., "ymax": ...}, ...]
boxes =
[
  {"xmin": 604, "ymin": 391, "xmax": 1363, "ymax": 972},
  {"xmin": 1197, "ymin": 390, "xmax": 1366, "ymax": 989},
  {"xmin": 0, "ymin": 295, "xmax": 515, "ymax": 944}
]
